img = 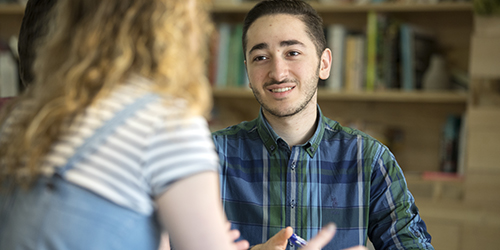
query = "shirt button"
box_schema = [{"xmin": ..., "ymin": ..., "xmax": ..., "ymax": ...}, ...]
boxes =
[
  {"xmin": 270, "ymin": 145, "xmax": 275, "ymax": 150},
  {"xmin": 291, "ymin": 200, "xmax": 295, "ymax": 208}
]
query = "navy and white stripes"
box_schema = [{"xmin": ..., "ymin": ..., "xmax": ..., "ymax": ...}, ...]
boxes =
[{"xmin": 39, "ymin": 79, "xmax": 218, "ymax": 215}]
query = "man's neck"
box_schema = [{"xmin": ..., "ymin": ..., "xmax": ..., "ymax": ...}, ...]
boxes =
[{"xmin": 263, "ymin": 103, "xmax": 318, "ymax": 148}]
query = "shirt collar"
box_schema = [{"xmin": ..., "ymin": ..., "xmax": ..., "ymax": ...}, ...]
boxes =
[{"xmin": 256, "ymin": 105, "xmax": 326, "ymax": 158}]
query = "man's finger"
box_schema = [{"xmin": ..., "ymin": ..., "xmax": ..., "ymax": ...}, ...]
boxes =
[{"xmin": 273, "ymin": 227, "xmax": 294, "ymax": 243}]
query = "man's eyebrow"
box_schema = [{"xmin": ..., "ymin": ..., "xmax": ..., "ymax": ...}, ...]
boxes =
[
  {"xmin": 248, "ymin": 43, "xmax": 268, "ymax": 55},
  {"xmin": 248, "ymin": 40, "xmax": 305, "ymax": 55},
  {"xmin": 280, "ymin": 40, "xmax": 305, "ymax": 47}
]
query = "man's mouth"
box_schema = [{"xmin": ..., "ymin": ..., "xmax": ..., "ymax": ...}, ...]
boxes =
[{"xmin": 270, "ymin": 87, "xmax": 294, "ymax": 93}]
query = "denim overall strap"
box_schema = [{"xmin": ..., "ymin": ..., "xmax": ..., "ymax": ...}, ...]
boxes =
[
  {"xmin": 56, "ymin": 93, "xmax": 158, "ymax": 176},
  {"xmin": 0, "ymin": 93, "xmax": 162, "ymax": 250}
]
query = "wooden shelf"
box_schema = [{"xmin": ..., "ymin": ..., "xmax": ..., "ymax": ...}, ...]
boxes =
[
  {"xmin": 1, "ymin": 2, "xmax": 473, "ymax": 15},
  {"xmin": 212, "ymin": 87, "xmax": 468, "ymax": 103},
  {"xmin": 211, "ymin": 2, "xmax": 472, "ymax": 13},
  {"xmin": 0, "ymin": 4, "xmax": 25, "ymax": 15},
  {"xmin": 0, "ymin": 2, "xmax": 473, "ymax": 17}
]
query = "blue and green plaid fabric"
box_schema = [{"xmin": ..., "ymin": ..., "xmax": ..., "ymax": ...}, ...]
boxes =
[{"xmin": 212, "ymin": 106, "xmax": 434, "ymax": 250}]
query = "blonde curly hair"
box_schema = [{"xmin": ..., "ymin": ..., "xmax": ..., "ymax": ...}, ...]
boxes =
[{"xmin": 0, "ymin": 0, "xmax": 213, "ymax": 189}]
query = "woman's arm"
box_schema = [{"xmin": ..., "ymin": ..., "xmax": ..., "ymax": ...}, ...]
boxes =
[{"xmin": 155, "ymin": 171, "xmax": 248, "ymax": 250}]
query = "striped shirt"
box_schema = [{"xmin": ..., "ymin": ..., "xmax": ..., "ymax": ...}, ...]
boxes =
[
  {"xmin": 34, "ymin": 78, "xmax": 219, "ymax": 215},
  {"xmin": 212, "ymin": 107, "xmax": 434, "ymax": 250}
]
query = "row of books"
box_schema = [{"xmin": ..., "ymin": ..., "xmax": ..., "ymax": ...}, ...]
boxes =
[
  {"xmin": 365, "ymin": 11, "xmax": 438, "ymax": 92},
  {"xmin": 209, "ymin": 23, "xmax": 249, "ymax": 89},
  {"xmin": 209, "ymin": 13, "xmax": 446, "ymax": 91},
  {"xmin": 325, "ymin": 12, "xmax": 445, "ymax": 91}
]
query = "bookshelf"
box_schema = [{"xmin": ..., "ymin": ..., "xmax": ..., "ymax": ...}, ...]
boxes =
[
  {"xmin": 0, "ymin": 2, "xmax": 473, "ymax": 171},
  {"xmin": 5, "ymin": 3, "xmax": 498, "ymax": 249},
  {"xmin": 212, "ymin": 2, "xmax": 473, "ymax": 13},
  {"xmin": 0, "ymin": 2, "xmax": 472, "ymax": 177},
  {"xmin": 210, "ymin": 1, "xmax": 471, "ymax": 174},
  {"xmin": 210, "ymin": 3, "xmax": 500, "ymax": 250}
]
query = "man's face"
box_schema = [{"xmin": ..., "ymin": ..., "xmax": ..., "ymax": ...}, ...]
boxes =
[{"xmin": 245, "ymin": 14, "xmax": 331, "ymax": 118}]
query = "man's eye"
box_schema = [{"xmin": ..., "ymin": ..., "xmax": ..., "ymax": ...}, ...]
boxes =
[
  {"xmin": 288, "ymin": 51, "xmax": 300, "ymax": 56},
  {"xmin": 253, "ymin": 56, "xmax": 267, "ymax": 61}
]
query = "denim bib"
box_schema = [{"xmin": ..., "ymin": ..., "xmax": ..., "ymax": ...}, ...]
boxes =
[{"xmin": 0, "ymin": 94, "xmax": 161, "ymax": 250}]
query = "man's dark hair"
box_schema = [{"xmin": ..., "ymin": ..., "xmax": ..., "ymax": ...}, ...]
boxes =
[
  {"xmin": 242, "ymin": 0, "xmax": 326, "ymax": 59},
  {"xmin": 18, "ymin": 0, "xmax": 57, "ymax": 87}
]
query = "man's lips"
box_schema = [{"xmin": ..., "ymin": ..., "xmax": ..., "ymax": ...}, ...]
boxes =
[
  {"xmin": 266, "ymin": 84, "xmax": 296, "ymax": 93},
  {"xmin": 269, "ymin": 86, "xmax": 295, "ymax": 93}
]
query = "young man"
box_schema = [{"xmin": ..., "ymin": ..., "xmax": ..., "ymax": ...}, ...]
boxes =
[{"xmin": 212, "ymin": 1, "xmax": 434, "ymax": 250}]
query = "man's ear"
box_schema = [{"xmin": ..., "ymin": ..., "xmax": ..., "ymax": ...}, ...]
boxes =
[{"xmin": 319, "ymin": 48, "xmax": 332, "ymax": 80}]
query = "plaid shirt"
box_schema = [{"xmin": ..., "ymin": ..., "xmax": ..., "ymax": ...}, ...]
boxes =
[{"xmin": 212, "ymin": 106, "xmax": 434, "ymax": 250}]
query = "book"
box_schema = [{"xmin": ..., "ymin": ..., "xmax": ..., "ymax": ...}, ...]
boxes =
[
  {"xmin": 440, "ymin": 114, "xmax": 462, "ymax": 173},
  {"xmin": 214, "ymin": 23, "xmax": 231, "ymax": 88},
  {"xmin": 354, "ymin": 35, "xmax": 366, "ymax": 92},
  {"xmin": 226, "ymin": 23, "xmax": 244, "ymax": 88},
  {"xmin": 208, "ymin": 28, "xmax": 220, "ymax": 87},
  {"xmin": 344, "ymin": 34, "xmax": 365, "ymax": 92},
  {"xmin": 325, "ymin": 24, "xmax": 346, "ymax": 91},
  {"xmin": 366, "ymin": 11, "xmax": 377, "ymax": 92},
  {"xmin": 400, "ymin": 23, "xmax": 436, "ymax": 91},
  {"xmin": 413, "ymin": 31, "xmax": 436, "ymax": 90},
  {"xmin": 456, "ymin": 112, "xmax": 467, "ymax": 176},
  {"xmin": 400, "ymin": 24, "xmax": 413, "ymax": 91},
  {"xmin": 382, "ymin": 19, "xmax": 400, "ymax": 90},
  {"xmin": 366, "ymin": 12, "xmax": 387, "ymax": 91},
  {"xmin": 344, "ymin": 36, "xmax": 357, "ymax": 91}
]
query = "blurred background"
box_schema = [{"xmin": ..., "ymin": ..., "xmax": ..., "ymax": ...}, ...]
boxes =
[{"xmin": 1, "ymin": 0, "xmax": 499, "ymax": 249}]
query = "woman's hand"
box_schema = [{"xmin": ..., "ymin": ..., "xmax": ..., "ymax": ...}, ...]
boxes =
[{"xmin": 227, "ymin": 222, "xmax": 250, "ymax": 250}]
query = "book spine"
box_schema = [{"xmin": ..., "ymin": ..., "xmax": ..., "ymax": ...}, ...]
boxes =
[
  {"xmin": 326, "ymin": 24, "xmax": 346, "ymax": 91},
  {"xmin": 400, "ymin": 24, "xmax": 415, "ymax": 91},
  {"xmin": 365, "ymin": 11, "xmax": 377, "ymax": 92},
  {"xmin": 344, "ymin": 36, "xmax": 357, "ymax": 91},
  {"xmin": 215, "ymin": 23, "xmax": 231, "ymax": 88},
  {"xmin": 354, "ymin": 36, "xmax": 366, "ymax": 92}
]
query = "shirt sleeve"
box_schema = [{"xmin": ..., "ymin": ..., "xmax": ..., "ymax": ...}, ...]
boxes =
[
  {"xmin": 368, "ymin": 148, "xmax": 434, "ymax": 250},
  {"xmin": 144, "ymin": 115, "xmax": 219, "ymax": 198}
]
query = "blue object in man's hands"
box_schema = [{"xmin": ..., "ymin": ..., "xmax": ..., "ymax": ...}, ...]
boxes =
[{"xmin": 289, "ymin": 233, "xmax": 307, "ymax": 247}]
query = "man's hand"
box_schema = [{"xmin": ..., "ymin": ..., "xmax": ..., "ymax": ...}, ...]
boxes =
[
  {"xmin": 249, "ymin": 227, "xmax": 294, "ymax": 250},
  {"xmin": 250, "ymin": 224, "xmax": 368, "ymax": 250}
]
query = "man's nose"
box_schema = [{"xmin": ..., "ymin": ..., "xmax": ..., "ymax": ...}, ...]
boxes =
[{"xmin": 268, "ymin": 57, "xmax": 288, "ymax": 82}]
